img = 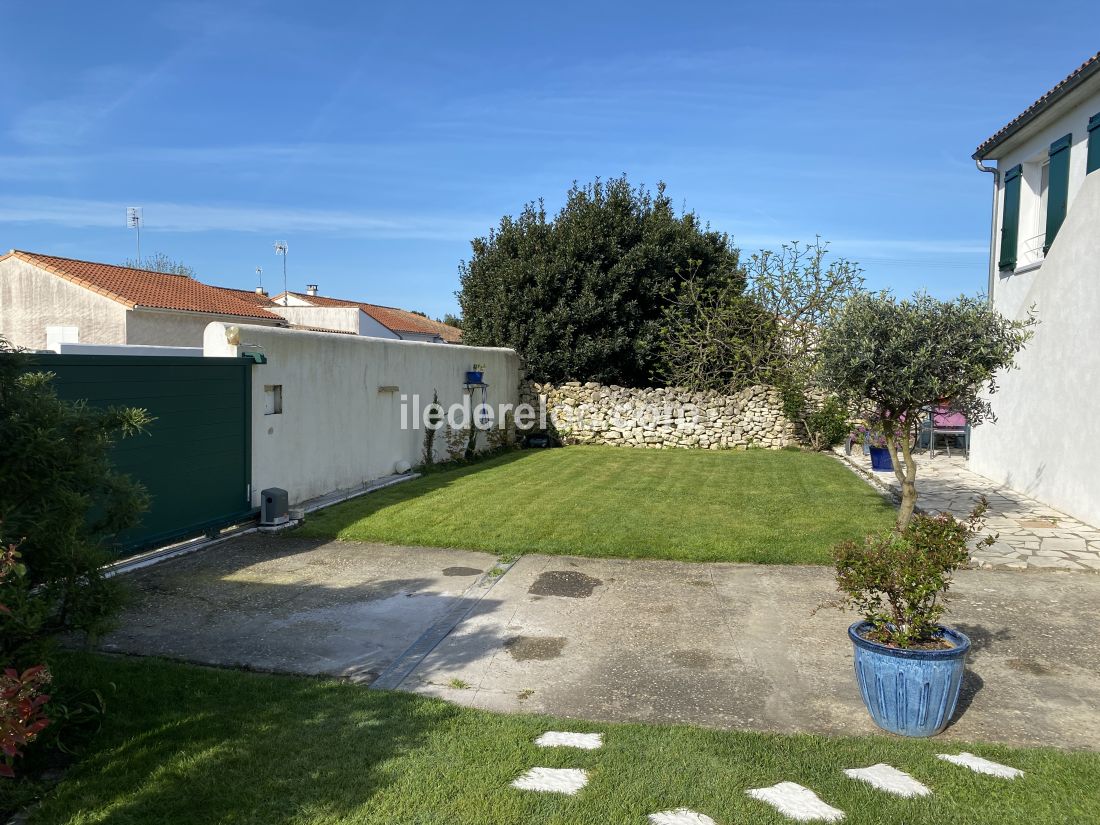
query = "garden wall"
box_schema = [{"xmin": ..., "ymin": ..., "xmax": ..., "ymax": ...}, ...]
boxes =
[
  {"xmin": 204, "ymin": 322, "xmax": 521, "ymax": 506},
  {"xmin": 521, "ymin": 380, "xmax": 797, "ymax": 450}
]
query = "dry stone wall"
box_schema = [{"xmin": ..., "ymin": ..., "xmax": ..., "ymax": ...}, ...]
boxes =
[{"xmin": 519, "ymin": 381, "xmax": 798, "ymax": 450}]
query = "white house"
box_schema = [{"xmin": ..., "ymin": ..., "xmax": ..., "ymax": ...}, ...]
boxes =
[
  {"xmin": 0, "ymin": 250, "xmax": 287, "ymax": 350},
  {"xmin": 969, "ymin": 51, "xmax": 1100, "ymax": 527},
  {"xmin": 271, "ymin": 287, "xmax": 462, "ymax": 343},
  {"xmin": 0, "ymin": 251, "xmax": 464, "ymax": 351}
]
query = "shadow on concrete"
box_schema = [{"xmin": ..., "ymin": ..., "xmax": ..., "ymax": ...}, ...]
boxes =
[
  {"xmin": 942, "ymin": 623, "xmax": 1008, "ymax": 730},
  {"xmin": 98, "ymin": 533, "xmax": 512, "ymax": 684},
  {"xmin": 953, "ymin": 622, "xmax": 1013, "ymax": 654}
]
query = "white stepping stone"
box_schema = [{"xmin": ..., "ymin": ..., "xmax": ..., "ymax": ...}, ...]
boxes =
[
  {"xmin": 648, "ymin": 810, "xmax": 717, "ymax": 825},
  {"xmin": 937, "ymin": 752, "xmax": 1023, "ymax": 779},
  {"xmin": 535, "ymin": 731, "xmax": 603, "ymax": 750},
  {"xmin": 844, "ymin": 764, "xmax": 931, "ymax": 797},
  {"xmin": 746, "ymin": 782, "xmax": 845, "ymax": 822},
  {"xmin": 511, "ymin": 767, "xmax": 588, "ymax": 795}
]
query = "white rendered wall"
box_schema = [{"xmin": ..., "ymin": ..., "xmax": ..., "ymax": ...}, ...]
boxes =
[
  {"xmin": 970, "ymin": 171, "xmax": 1100, "ymax": 527},
  {"xmin": 0, "ymin": 257, "xmax": 128, "ymax": 348},
  {"xmin": 204, "ymin": 322, "xmax": 521, "ymax": 506},
  {"xmin": 126, "ymin": 307, "xmax": 282, "ymax": 347}
]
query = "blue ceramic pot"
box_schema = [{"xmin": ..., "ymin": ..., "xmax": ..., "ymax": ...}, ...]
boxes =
[
  {"xmin": 465, "ymin": 370, "xmax": 484, "ymax": 384},
  {"xmin": 869, "ymin": 445, "xmax": 892, "ymax": 471},
  {"xmin": 849, "ymin": 621, "xmax": 970, "ymax": 737}
]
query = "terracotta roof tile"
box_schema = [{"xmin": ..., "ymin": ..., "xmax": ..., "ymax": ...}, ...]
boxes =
[
  {"xmin": 212, "ymin": 285, "xmax": 281, "ymax": 307},
  {"xmin": 5, "ymin": 251, "xmax": 284, "ymax": 320},
  {"xmin": 974, "ymin": 51, "xmax": 1100, "ymax": 159}
]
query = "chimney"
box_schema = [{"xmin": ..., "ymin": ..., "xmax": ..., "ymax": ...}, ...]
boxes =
[
  {"xmin": 306, "ymin": 283, "xmax": 319, "ymax": 296},
  {"xmin": 255, "ymin": 286, "xmax": 268, "ymax": 297}
]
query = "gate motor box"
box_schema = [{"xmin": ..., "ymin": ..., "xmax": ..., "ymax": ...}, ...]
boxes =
[{"xmin": 260, "ymin": 487, "xmax": 289, "ymax": 526}]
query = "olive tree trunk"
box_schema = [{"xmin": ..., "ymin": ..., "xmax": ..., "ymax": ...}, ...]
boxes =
[{"xmin": 891, "ymin": 421, "xmax": 919, "ymax": 530}]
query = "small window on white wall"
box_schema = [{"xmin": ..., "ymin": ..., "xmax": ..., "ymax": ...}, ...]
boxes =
[
  {"xmin": 45, "ymin": 326, "xmax": 79, "ymax": 352},
  {"xmin": 264, "ymin": 385, "xmax": 283, "ymax": 415}
]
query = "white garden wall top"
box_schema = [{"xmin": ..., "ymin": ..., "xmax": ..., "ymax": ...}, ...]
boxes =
[{"xmin": 204, "ymin": 322, "xmax": 520, "ymax": 506}]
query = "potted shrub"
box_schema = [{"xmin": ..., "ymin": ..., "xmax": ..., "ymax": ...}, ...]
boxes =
[
  {"xmin": 828, "ymin": 500, "xmax": 993, "ymax": 737},
  {"xmin": 465, "ymin": 363, "xmax": 485, "ymax": 384},
  {"xmin": 865, "ymin": 426, "xmax": 894, "ymax": 472}
]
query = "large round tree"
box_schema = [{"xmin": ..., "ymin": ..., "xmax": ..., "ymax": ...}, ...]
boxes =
[{"xmin": 457, "ymin": 176, "xmax": 742, "ymax": 386}]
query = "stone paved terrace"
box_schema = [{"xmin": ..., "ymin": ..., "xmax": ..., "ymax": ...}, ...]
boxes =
[{"xmin": 836, "ymin": 447, "xmax": 1100, "ymax": 572}]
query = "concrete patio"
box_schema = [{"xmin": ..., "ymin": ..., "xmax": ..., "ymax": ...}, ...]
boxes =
[
  {"xmin": 100, "ymin": 535, "xmax": 1100, "ymax": 751},
  {"xmin": 399, "ymin": 554, "xmax": 1100, "ymax": 751},
  {"xmin": 836, "ymin": 448, "xmax": 1100, "ymax": 572}
]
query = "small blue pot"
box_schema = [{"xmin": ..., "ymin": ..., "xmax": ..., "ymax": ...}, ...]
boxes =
[
  {"xmin": 869, "ymin": 445, "xmax": 892, "ymax": 471},
  {"xmin": 849, "ymin": 621, "xmax": 970, "ymax": 737},
  {"xmin": 465, "ymin": 370, "xmax": 484, "ymax": 384}
]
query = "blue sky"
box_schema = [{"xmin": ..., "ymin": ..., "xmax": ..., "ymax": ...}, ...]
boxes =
[{"xmin": 2, "ymin": 1, "xmax": 1097, "ymax": 319}]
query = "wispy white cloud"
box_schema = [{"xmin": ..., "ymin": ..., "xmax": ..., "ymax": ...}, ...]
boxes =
[{"xmin": 0, "ymin": 195, "xmax": 489, "ymax": 241}]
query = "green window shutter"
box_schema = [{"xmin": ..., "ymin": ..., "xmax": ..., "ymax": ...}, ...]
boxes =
[
  {"xmin": 998, "ymin": 164, "xmax": 1022, "ymax": 270},
  {"xmin": 1044, "ymin": 133, "xmax": 1072, "ymax": 252},
  {"xmin": 1088, "ymin": 113, "xmax": 1100, "ymax": 175}
]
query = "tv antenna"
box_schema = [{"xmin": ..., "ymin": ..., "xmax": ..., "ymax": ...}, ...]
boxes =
[
  {"xmin": 273, "ymin": 241, "xmax": 288, "ymax": 305},
  {"xmin": 127, "ymin": 207, "xmax": 143, "ymax": 264}
]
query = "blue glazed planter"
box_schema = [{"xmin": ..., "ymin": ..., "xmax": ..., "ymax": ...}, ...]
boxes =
[
  {"xmin": 869, "ymin": 446, "xmax": 893, "ymax": 471},
  {"xmin": 849, "ymin": 621, "xmax": 970, "ymax": 737},
  {"xmin": 465, "ymin": 370, "xmax": 484, "ymax": 384}
]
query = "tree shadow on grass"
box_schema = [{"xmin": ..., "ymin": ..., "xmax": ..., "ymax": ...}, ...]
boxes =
[
  {"xmin": 37, "ymin": 653, "xmax": 470, "ymax": 824},
  {"xmin": 296, "ymin": 448, "xmax": 540, "ymax": 540}
]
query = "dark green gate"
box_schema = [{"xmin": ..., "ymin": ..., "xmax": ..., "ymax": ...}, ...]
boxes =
[{"xmin": 27, "ymin": 354, "xmax": 255, "ymax": 553}]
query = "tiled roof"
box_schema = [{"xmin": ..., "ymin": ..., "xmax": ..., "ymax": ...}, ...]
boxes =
[
  {"xmin": 3, "ymin": 251, "xmax": 284, "ymax": 320},
  {"xmin": 415, "ymin": 315, "xmax": 463, "ymax": 343},
  {"xmin": 974, "ymin": 51, "xmax": 1100, "ymax": 159},
  {"xmin": 277, "ymin": 291, "xmax": 460, "ymax": 339},
  {"xmin": 213, "ymin": 286, "xmax": 281, "ymax": 308}
]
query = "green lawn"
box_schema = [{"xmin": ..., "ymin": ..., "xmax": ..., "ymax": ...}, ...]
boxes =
[
  {"xmin": 10, "ymin": 654, "xmax": 1099, "ymax": 824},
  {"xmin": 299, "ymin": 446, "xmax": 894, "ymax": 564}
]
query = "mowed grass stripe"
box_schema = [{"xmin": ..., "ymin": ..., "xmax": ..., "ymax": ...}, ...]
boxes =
[
  {"xmin": 18, "ymin": 654, "xmax": 1100, "ymax": 825},
  {"xmin": 298, "ymin": 446, "xmax": 895, "ymax": 564}
]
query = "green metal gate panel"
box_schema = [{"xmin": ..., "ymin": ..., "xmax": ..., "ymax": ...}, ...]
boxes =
[{"xmin": 26, "ymin": 354, "xmax": 254, "ymax": 553}]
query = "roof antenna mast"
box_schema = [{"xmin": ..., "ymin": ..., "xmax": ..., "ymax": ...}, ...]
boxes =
[
  {"xmin": 273, "ymin": 241, "xmax": 288, "ymax": 305},
  {"xmin": 127, "ymin": 207, "xmax": 143, "ymax": 265}
]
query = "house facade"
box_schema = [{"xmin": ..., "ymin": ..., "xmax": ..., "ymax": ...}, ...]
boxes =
[
  {"xmin": 272, "ymin": 288, "xmax": 462, "ymax": 343},
  {"xmin": 969, "ymin": 52, "xmax": 1100, "ymax": 527},
  {"xmin": 0, "ymin": 251, "xmax": 464, "ymax": 351},
  {"xmin": 0, "ymin": 251, "xmax": 286, "ymax": 350}
]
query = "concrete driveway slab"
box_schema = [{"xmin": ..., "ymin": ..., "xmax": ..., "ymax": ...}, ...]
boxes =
[
  {"xmin": 401, "ymin": 554, "xmax": 1100, "ymax": 750},
  {"xmin": 99, "ymin": 534, "xmax": 499, "ymax": 683}
]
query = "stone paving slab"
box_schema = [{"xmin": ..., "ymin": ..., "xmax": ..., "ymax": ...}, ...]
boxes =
[
  {"xmin": 835, "ymin": 448, "xmax": 1100, "ymax": 572},
  {"xmin": 402, "ymin": 554, "xmax": 1100, "ymax": 750}
]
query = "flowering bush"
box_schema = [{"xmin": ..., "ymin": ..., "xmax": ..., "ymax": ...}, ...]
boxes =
[
  {"xmin": 1, "ymin": 664, "xmax": 51, "ymax": 778},
  {"xmin": 0, "ymin": 541, "xmax": 50, "ymax": 778},
  {"xmin": 829, "ymin": 500, "xmax": 994, "ymax": 648},
  {"xmin": 848, "ymin": 423, "xmax": 893, "ymax": 449}
]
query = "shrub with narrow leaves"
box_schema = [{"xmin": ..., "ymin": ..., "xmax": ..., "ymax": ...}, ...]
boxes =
[{"xmin": 830, "ymin": 500, "xmax": 993, "ymax": 648}]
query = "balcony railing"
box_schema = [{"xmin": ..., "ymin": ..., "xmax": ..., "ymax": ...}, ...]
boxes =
[{"xmin": 1017, "ymin": 231, "xmax": 1046, "ymax": 268}]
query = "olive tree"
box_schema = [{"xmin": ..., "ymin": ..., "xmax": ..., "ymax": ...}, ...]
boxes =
[{"xmin": 819, "ymin": 292, "xmax": 1033, "ymax": 528}]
